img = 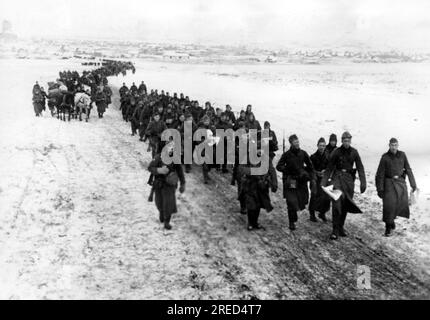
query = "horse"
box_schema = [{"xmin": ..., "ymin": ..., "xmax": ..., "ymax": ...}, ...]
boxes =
[
  {"xmin": 47, "ymin": 83, "xmax": 69, "ymax": 120},
  {"xmin": 56, "ymin": 91, "xmax": 75, "ymax": 122},
  {"xmin": 74, "ymin": 92, "xmax": 92, "ymax": 122}
]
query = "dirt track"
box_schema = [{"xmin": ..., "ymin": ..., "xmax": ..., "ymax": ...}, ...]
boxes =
[{"xmin": 0, "ymin": 88, "xmax": 429, "ymax": 300}]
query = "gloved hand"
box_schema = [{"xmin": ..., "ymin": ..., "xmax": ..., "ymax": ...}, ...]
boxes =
[
  {"xmin": 179, "ymin": 184, "xmax": 186, "ymax": 194},
  {"xmin": 377, "ymin": 191, "xmax": 384, "ymax": 199},
  {"xmin": 360, "ymin": 184, "xmax": 366, "ymax": 194},
  {"xmin": 412, "ymin": 186, "xmax": 417, "ymax": 193}
]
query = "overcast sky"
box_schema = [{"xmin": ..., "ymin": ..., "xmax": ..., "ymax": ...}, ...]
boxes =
[{"xmin": 1, "ymin": 0, "xmax": 429, "ymax": 50}]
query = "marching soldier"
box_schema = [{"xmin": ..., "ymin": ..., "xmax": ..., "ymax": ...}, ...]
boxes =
[
  {"xmin": 326, "ymin": 133, "xmax": 338, "ymax": 155},
  {"xmin": 148, "ymin": 143, "xmax": 186, "ymax": 230},
  {"xmin": 234, "ymin": 111, "xmax": 247, "ymax": 130},
  {"xmin": 309, "ymin": 138, "xmax": 331, "ymax": 222},
  {"xmin": 126, "ymin": 94, "xmax": 137, "ymax": 122},
  {"xmin": 216, "ymin": 112, "xmax": 233, "ymax": 173},
  {"xmin": 263, "ymin": 121, "xmax": 279, "ymax": 193},
  {"xmin": 190, "ymin": 101, "xmax": 203, "ymax": 124},
  {"xmin": 145, "ymin": 113, "xmax": 167, "ymax": 159},
  {"xmin": 95, "ymin": 87, "xmax": 107, "ymax": 118},
  {"xmin": 40, "ymin": 87, "xmax": 48, "ymax": 111},
  {"xmin": 130, "ymin": 82, "xmax": 138, "ymax": 94},
  {"xmin": 120, "ymin": 90, "xmax": 130, "ymax": 121},
  {"xmin": 239, "ymin": 154, "xmax": 275, "ymax": 231},
  {"xmin": 138, "ymin": 81, "xmax": 147, "ymax": 95},
  {"xmin": 322, "ymin": 131, "xmax": 366, "ymax": 240},
  {"xmin": 245, "ymin": 113, "xmax": 261, "ymax": 132},
  {"xmin": 231, "ymin": 122, "xmax": 248, "ymax": 214},
  {"xmin": 375, "ymin": 138, "xmax": 417, "ymax": 237},
  {"xmin": 32, "ymin": 87, "xmax": 45, "ymax": 117},
  {"xmin": 103, "ymin": 85, "xmax": 113, "ymax": 107},
  {"xmin": 131, "ymin": 101, "xmax": 143, "ymax": 136},
  {"xmin": 138, "ymin": 101, "xmax": 153, "ymax": 142},
  {"xmin": 33, "ymin": 81, "xmax": 41, "ymax": 95},
  {"xmin": 245, "ymin": 104, "xmax": 253, "ymax": 120},
  {"xmin": 119, "ymin": 83, "xmax": 128, "ymax": 98},
  {"xmin": 164, "ymin": 105, "xmax": 178, "ymax": 129},
  {"xmin": 224, "ymin": 104, "xmax": 236, "ymax": 126},
  {"xmin": 198, "ymin": 115, "xmax": 217, "ymax": 184},
  {"xmin": 181, "ymin": 112, "xmax": 197, "ymax": 173},
  {"xmin": 200, "ymin": 102, "xmax": 215, "ymax": 120},
  {"xmin": 276, "ymin": 134, "xmax": 315, "ymax": 230}
]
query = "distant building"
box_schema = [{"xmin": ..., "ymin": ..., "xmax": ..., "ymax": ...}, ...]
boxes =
[
  {"xmin": 93, "ymin": 51, "xmax": 103, "ymax": 57},
  {"xmin": 0, "ymin": 20, "xmax": 18, "ymax": 41},
  {"xmin": 265, "ymin": 55, "xmax": 277, "ymax": 63},
  {"xmin": 17, "ymin": 48, "xmax": 28, "ymax": 59},
  {"xmin": 163, "ymin": 51, "xmax": 190, "ymax": 60}
]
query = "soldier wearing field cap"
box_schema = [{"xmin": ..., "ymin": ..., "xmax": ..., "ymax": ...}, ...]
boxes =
[
  {"xmin": 276, "ymin": 134, "xmax": 315, "ymax": 231},
  {"xmin": 322, "ymin": 131, "xmax": 366, "ymax": 240},
  {"xmin": 326, "ymin": 133, "xmax": 338, "ymax": 155},
  {"xmin": 375, "ymin": 138, "xmax": 417, "ymax": 237},
  {"xmin": 148, "ymin": 143, "xmax": 186, "ymax": 230},
  {"xmin": 309, "ymin": 137, "xmax": 331, "ymax": 222}
]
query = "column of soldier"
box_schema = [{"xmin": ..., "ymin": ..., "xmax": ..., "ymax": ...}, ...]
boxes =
[
  {"xmin": 119, "ymin": 82, "xmax": 418, "ymax": 238},
  {"xmin": 32, "ymin": 60, "xmax": 135, "ymax": 121}
]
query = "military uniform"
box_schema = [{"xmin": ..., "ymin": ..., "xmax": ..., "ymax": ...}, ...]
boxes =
[
  {"xmin": 148, "ymin": 154, "xmax": 185, "ymax": 230},
  {"xmin": 130, "ymin": 84, "xmax": 138, "ymax": 94},
  {"xmin": 276, "ymin": 147, "xmax": 314, "ymax": 229},
  {"xmin": 266, "ymin": 128, "xmax": 279, "ymax": 192},
  {"xmin": 95, "ymin": 90, "xmax": 107, "ymax": 118},
  {"xmin": 138, "ymin": 103, "xmax": 153, "ymax": 141},
  {"xmin": 119, "ymin": 85, "xmax": 128, "ymax": 98},
  {"xmin": 375, "ymin": 149, "xmax": 416, "ymax": 235},
  {"xmin": 239, "ymin": 164, "xmax": 275, "ymax": 230},
  {"xmin": 322, "ymin": 143, "xmax": 366, "ymax": 239},
  {"xmin": 126, "ymin": 95, "xmax": 137, "ymax": 122},
  {"xmin": 145, "ymin": 119, "xmax": 167, "ymax": 159},
  {"xmin": 216, "ymin": 118, "xmax": 233, "ymax": 173},
  {"xmin": 103, "ymin": 86, "xmax": 113, "ymax": 106},
  {"xmin": 138, "ymin": 83, "xmax": 147, "ymax": 95},
  {"xmin": 326, "ymin": 134, "xmax": 338, "ymax": 156},
  {"xmin": 224, "ymin": 109, "xmax": 236, "ymax": 126},
  {"xmin": 199, "ymin": 122, "xmax": 217, "ymax": 184},
  {"xmin": 309, "ymin": 149, "xmax": 331, "ymax": 221},
  {"xmin": 245, "ymin": 114, "xmax": 262, "ymax": 132},
  {"xmin": 180, "ymin": 118, "xmax": 197, "ymax": 173},
  {"xmin": 131, "ymin": 104, "xmax": 143, "ymax": 136},
  {"xmin": 32, "ymin": 90, "xmax": 45, "ymax": 117}
]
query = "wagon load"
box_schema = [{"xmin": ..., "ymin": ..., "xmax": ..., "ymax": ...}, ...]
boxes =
[{"xmin": 47, "ymin": 82, "xmax": 68, "ymax": 98}]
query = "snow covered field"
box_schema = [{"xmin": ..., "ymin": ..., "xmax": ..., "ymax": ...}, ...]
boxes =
[{"xmin": 0, "ymin": 58, "xmax": 429, "ymax": 299}]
